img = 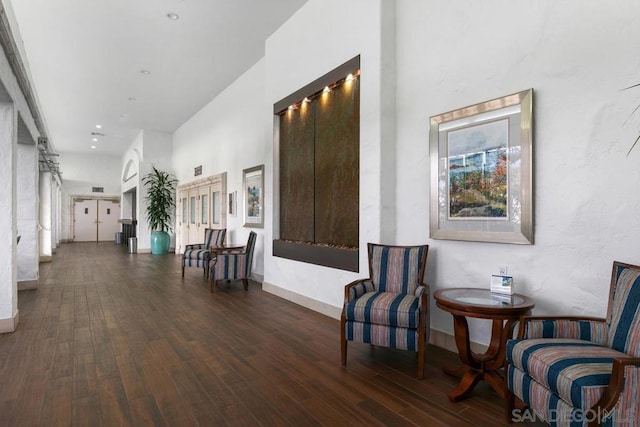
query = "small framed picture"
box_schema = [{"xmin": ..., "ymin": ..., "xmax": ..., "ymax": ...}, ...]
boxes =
[
  {"xmin": 242, "ymin": 165, "xmax": 264, "ymax": 228},
  {"xmin": 228, "ymin": 191, "xmax": 237, "ymax": 216}
]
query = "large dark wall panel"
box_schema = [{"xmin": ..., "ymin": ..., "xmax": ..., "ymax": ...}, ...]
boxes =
[
  {"xmin": 274, "ymin": 55, "xmax": 360, "ymax": 271},
  {"xmin": 280, "ymin": 103, "xmax": 315, "ymax": 242},
  {"xmin": 314, "ymin": 80, "xmax": 359, "ymax": 247}
]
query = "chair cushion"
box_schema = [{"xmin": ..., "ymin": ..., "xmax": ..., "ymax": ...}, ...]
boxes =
[
  {"xmin": 507, "ymin": 338, "xmax": 625, "ymax": 409},
  {"xmin": 344, "ymin": 322, "xmax": 420, "ymax": 351},
  {"xmin": 608, "ymin": 265, "xmax": 640, "ymax": 356},
  {"xmin": 182, "ymin": 249, "xmax": 209, "ymax": 268},
  {"xmin": 344, "ymin": 292, "xmax": 420, "ymax": 328},
  {"xmin": 507, "ymin": 364, "xmax": 578, "ymax": 425}
]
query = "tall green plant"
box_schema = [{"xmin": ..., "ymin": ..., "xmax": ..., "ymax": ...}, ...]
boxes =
[{"xmin": 142, "ymin": 166, "xmax": 177, "ymax": 232}]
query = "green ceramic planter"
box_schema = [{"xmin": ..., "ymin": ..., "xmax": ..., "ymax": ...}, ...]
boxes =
[{"xmin": 150, "ymin": 231, "xmax": 170, "ymax": 254}]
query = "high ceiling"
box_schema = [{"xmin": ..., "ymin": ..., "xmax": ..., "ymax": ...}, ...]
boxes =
[{"xmin": 8, "ymin": 0, "xmax": 308, "ymax": 157}]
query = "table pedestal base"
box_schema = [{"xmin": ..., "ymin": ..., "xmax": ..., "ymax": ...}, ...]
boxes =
[
  {"xmin": 443, "ymin": 365, "xmax": 505, "ymax": 402},
  {"xmin": 443, "ymin": 315, "xmax": 519, "ymax": 402}
]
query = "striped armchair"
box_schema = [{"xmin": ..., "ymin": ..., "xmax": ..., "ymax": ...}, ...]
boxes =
[
  {"xmin": 341, "ymin": 243, "xmax": 430, "ymax": 378},
  {"xmin": 181, "ymin": 228, "xmax": 226, "ymax": 278},
  {"xmin": 209, "ymin": 231, "xmax": 257, "ymax": 292},
  {"xmin": 506, "ymin": 261, "xmax": 640, "ymax": 426}
]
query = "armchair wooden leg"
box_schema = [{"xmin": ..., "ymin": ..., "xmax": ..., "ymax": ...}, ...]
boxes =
[
  {"xmin": 210, "ymin": 278, "xmax": 215, "ymax": 293},
  {"xmin": 242, "ymin": 278, "xmax": 249, "ymax": 291},
  {"xmin": 505, "ymin": 378, "xmax": 515, "ymax": 423},
  {"xmin": 418, "ymin": 347, "xmax": 425, "ymax": 380},
  {"xmin": 414, "ymin": 325, "xmax": 426, "ymax": 379},
  {"xmin": 181, "ymin": 265, "xmax": 185, "ymax": 278},
  {"xmin": 340, "ymin": 316, "xmax": 347, "ymax": 366}
]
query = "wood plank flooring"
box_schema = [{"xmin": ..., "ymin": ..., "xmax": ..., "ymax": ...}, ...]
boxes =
[{"xmin": 0, "ymin": 242, "xmax": 537, "ymax": 426}]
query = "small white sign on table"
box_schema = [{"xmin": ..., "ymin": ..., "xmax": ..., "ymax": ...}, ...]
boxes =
[{"xmin": 490, "ymin": 275, "xmax": 514, "ymax": 295}]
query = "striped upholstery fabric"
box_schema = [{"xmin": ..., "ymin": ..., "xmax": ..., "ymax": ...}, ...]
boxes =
[
  {"xmin": 369, "ymin": 245, "xmax": 427, "ymax": 294},
  {"xmin": 210, "ymin": 231, "xmax": 256, "ymax": 281},
  {"xmin": 345, "ymin": 292, "xmax": 420, "ymax": 328},
  {"xmin": 345, "ymin": 322, "xmax": 420, "ymax": 351},
  {"xmin": 507, "ymin": 339, "xmax": 623, "ymax": 409},
  {"xmin": 506, "ymin": 261, "xmax": 640, "ymax": 426},
  {"xmin": 507, "ymin": 364, "xmax": 582, "ymax": 426},
  {"xmin": 182, "ymin": 229, "xmax": 226, "ymax": 273},
  {"xmin": 522, "ymin": 319, "xmax": 608, "ymax": 345},
  {"xmin": 347, "ymin": 280, "xmax": 376, "ymax": 302},
  {"xmin": 609, "ymin": 364, "xmax": 640, "ymax": 425},
  {"xmin": 607, "ymin": 265, "xmax": 640, "ymax": 356},
  {"xmin": 343, "ymin": 244, "xmax": 428, "ymax": 356},
  {"xmin": 182, "ymin": 248, "xmax": 210, "ymax": 268}
]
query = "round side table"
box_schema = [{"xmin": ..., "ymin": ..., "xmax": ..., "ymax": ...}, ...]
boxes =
[{"xmin": 433, "ymin": 288, "xmax": 534, "ymax": 402}]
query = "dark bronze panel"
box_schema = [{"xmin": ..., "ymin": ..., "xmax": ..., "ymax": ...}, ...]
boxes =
[
  {"xmin": 279, "ymin": 103, "xmax": 315, "ymax": 242},
  {"xmin": 314, "ymin": 79, "xmax": 359, "ymax": 248},
  {"xmin": 273, "ymin": 239, "xmax": 359, "ymax": 272}
]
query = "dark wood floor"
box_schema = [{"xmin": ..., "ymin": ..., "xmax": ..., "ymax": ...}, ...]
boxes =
[{"xmin": 0, "ymin": 242, "xmax": 534, "ymax": 426}]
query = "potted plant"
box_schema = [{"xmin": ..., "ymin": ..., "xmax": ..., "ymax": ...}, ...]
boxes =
[{"xmin": 142, "ymin": 166, "xmax": 177, "ymax": 254}]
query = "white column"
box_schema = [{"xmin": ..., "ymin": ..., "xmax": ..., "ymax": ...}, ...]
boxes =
[
  {"xmin": 0, "ymin": 103, "xmax": 18, "ymax": 333},
  {"xmin": 17, "ymin": 142, "xmax": 39, "ymax": 288},
  {"xmin": 39, "ymin": 171, "xmax": 53, "ymax": 261},
  {"xmin": 55, "ymin": 183, "xmax": 61, "ymax": 247},
  {"xmin": 51, "ymin": 179, "xmax": 58, "ymax": 253}
]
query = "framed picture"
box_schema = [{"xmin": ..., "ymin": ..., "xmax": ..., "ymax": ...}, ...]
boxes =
[
  {"xmin": 429, "ymin": 89, "xmax": 533, "ymax": 244},
  {"xmin": 242, "ymin": 165, "xmax": 264, "ymax": 228},
  {"xmin": 228, "ymin": 191, "xmax": 237, "ymax": 216}
]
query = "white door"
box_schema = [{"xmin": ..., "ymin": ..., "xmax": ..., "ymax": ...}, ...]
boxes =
[
  {"xmin": 97, "ymin": 200, "xmax": 120, "ymax": 241},
  {"xmin": 211, "ymin": 183, "xmax": 222, "ymax": 229},
  {"xmin": 187, "ymin": 191, "xmax": 200, "ymax": 244},
  {"xmin": 74, "ymin": 200, "xmax": 97, "ymax": 241},
  {"xmin": 178, "ymin": 191, "xmax": 189, "ymax": 253},
  {"xmin": 199, "ymin": 185, "xmax": 211, "ymax": 232}
]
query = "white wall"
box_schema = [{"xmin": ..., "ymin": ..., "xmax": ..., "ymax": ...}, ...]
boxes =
[
  {"xmin": 173, "ymin": 59, "xmax": 269, "ymax": 271},
  {"xmin": 17, "ymin": 143, "xmax": 38, "ymax": 281},
  {"xmin": 120, "ymin": 130, "xmax": 173, "ymax": 252},
  {"xmin": 263, "ymin": 0, "xmax": 392, "ymax": 316},
  {"xmin": 158, "ymin": 0, "xmax": 640, "ymax": 346},
  {"xmin": 58, "ymin": 152, "xmax": 121, "ymax": 241},
  {"xmin": 396, "ymin": 0, "xmax": 640, "ymax": 344}
]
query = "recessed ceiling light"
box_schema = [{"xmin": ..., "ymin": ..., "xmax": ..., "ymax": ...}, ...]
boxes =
[
  {"xmin": 91, "ymin": 145, "xmax": 96, "ymax": 149},
  {"xmin": 92, "ymin": 138, "xmax": 98, "ymax": 142},
  {"xmin": 140, "ymin": 69, "xmax": 151, "ymax": 75},
  {"xmin": 166, "ymin": 12, "xmax": 180, "ymax": 20},
  {"xmin": 95, "ymin": 124, "xmax": 102, "ymax": 129}
]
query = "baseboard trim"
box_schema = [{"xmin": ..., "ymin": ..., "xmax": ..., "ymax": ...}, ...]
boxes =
[
  {"xmin": 18, "ymin": 280, "xmax": 38, "ymax": 291},
  {"xmin": 0, "ymin": 310, "xmax": 19, "ymax": 333},
  {"xmin": 262, "ymin": 281, "xmax": 343, "ymax": 320},
  {"xmin": 261, "ymin": 281, "xmax": 489, "ymax": 354},
  {"xmin": 40, "ymin": 255, "xmax": 53, "ymax": 263},
  {"xmin": 429, "ymin": 328, "xmax": 488, "ymax": 354}
]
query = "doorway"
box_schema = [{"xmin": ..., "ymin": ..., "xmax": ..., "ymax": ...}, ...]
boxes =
[
  {"xmin": 73, "ymin": 198, "xmax": 121, "ymax": 242},
  {"xmin": 177, "ymin": 172, "xmax": 226, "ymax": 253}
]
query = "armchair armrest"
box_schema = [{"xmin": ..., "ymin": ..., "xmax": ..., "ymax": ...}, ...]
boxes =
[
  {"xmin": 185, "ymin": 243, "xmax": 207, "ymax": 250},
  {"xmin": 595, "ymin": 357, "xmax": 640, "ymax": 418},
  {"xmin": 344, "ymin": 279, "xmax": 375, "ymax": 303},
  {"xmin": 517, "ymin": 315, "xmax": 607, "ymax": 345},
  {"xmin": 413, "ymin": 283, "xmax": 431, "ymax": 300}
]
